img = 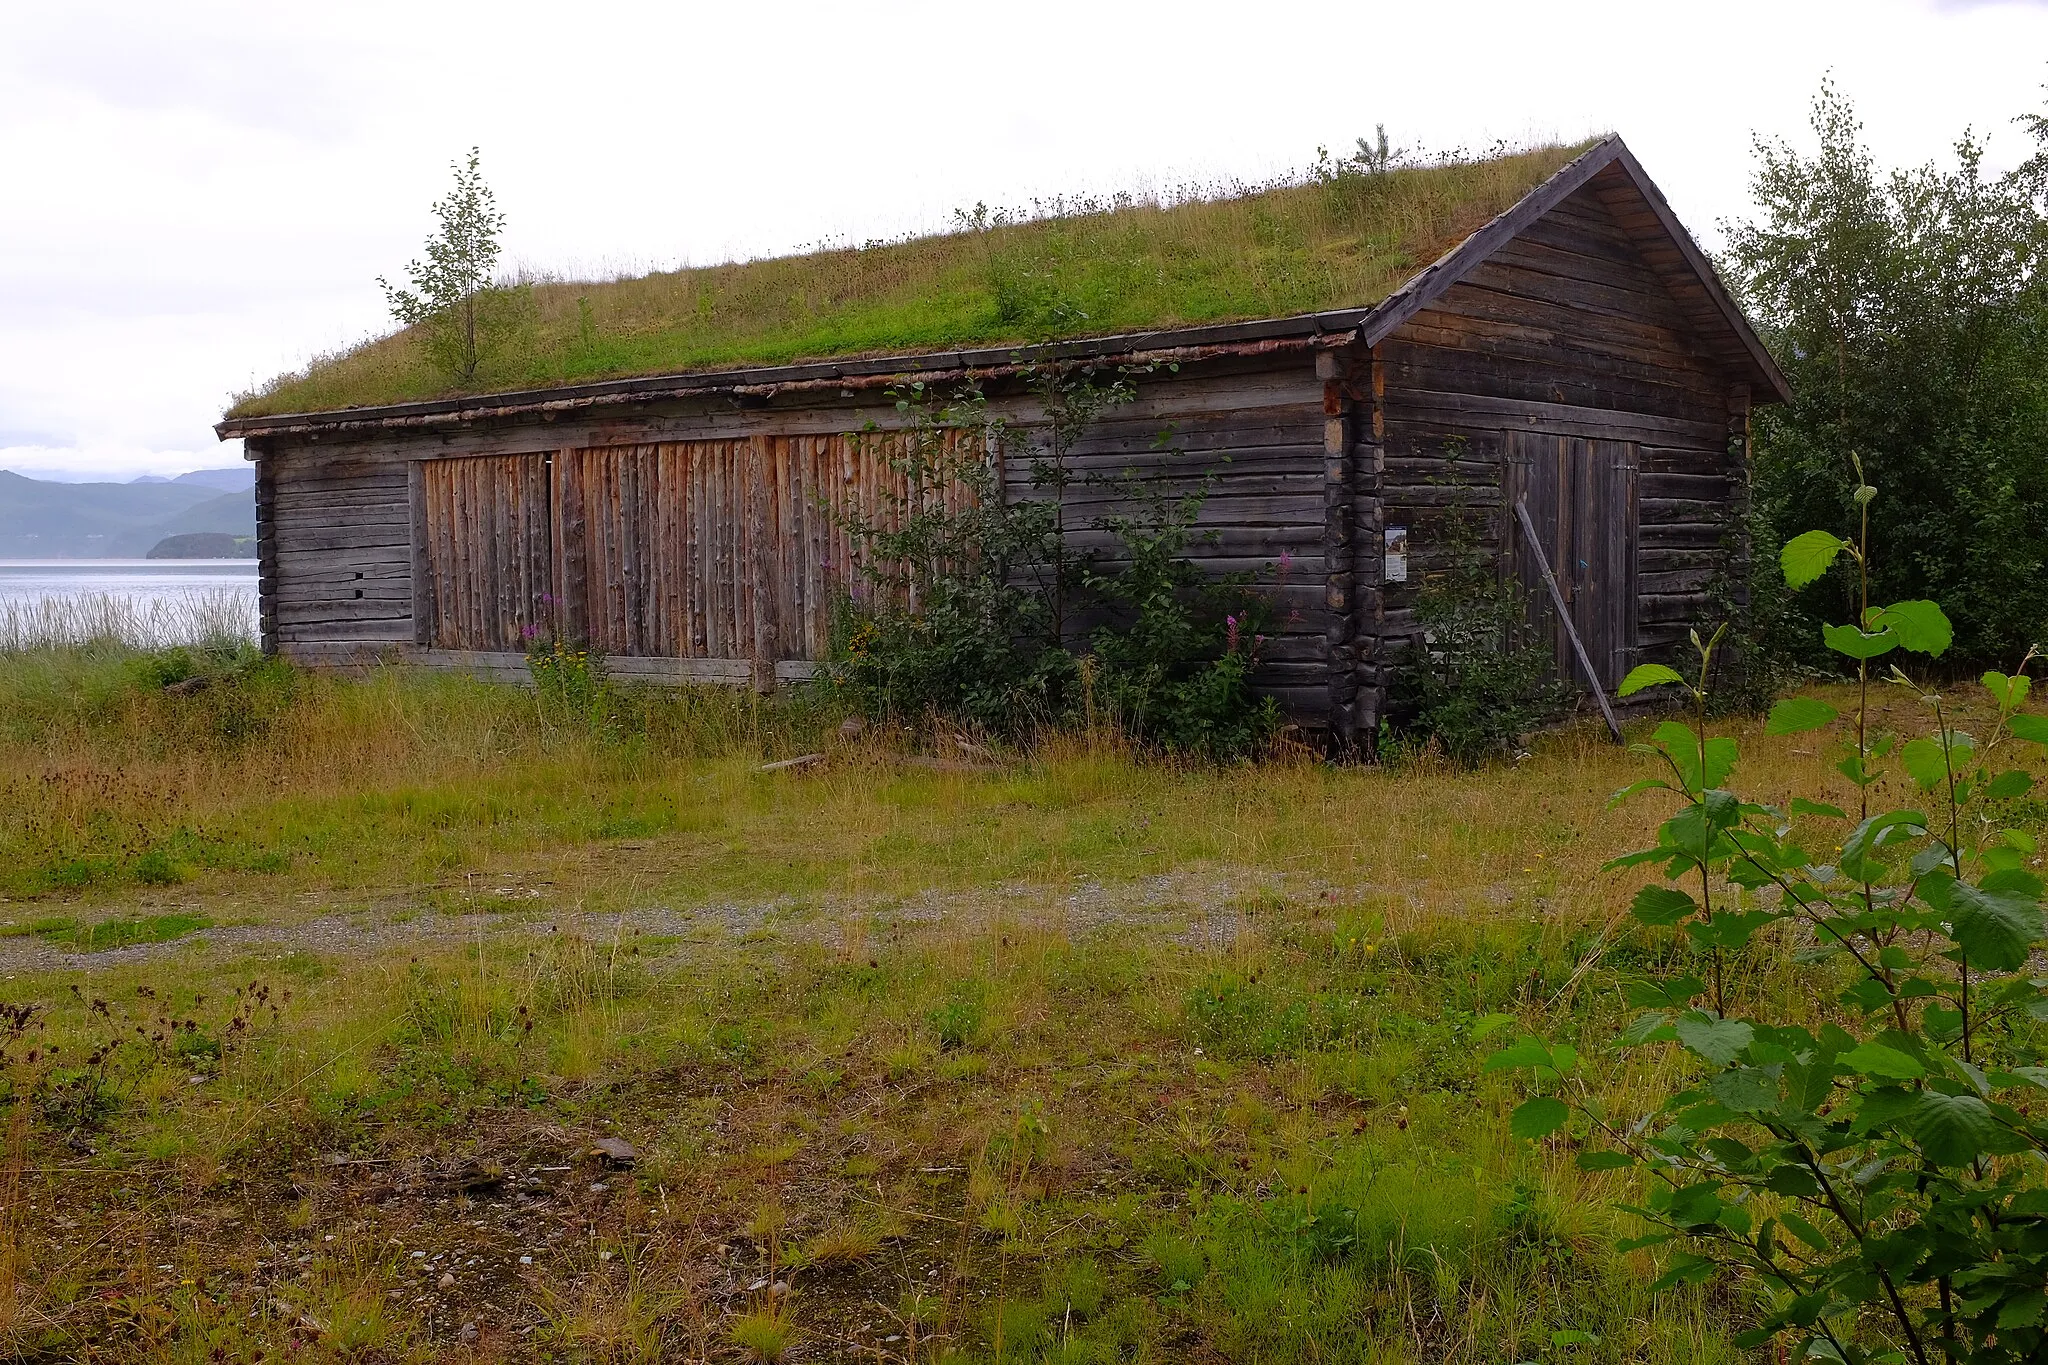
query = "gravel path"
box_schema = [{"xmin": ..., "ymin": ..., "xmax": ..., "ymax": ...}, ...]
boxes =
[{"xmin": 0, "ymin": 865, "xmax": 1343, "ymax": 976}]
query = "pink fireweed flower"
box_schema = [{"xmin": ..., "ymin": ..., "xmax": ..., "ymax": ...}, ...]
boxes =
[{"xmin": 1226, "ymin": 614, "xmax": 1239, "ymax": 652}]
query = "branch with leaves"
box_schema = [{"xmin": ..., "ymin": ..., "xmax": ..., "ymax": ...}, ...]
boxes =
[{"xmin": 1492, "ymin": 468, "xmax": 2048, "ymax": 1363}]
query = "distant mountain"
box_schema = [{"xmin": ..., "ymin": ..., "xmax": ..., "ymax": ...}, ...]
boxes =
[
  {"xmin": 148, "ymin": 532, "xmax": 255, "ymax": 559},
  {"xmin": 0, "ymin": 470, "xmax": 256, "ymax": 557},
  {"xmin": 171, "ymin": 468, "xmax": 254, "ymax": 492}
]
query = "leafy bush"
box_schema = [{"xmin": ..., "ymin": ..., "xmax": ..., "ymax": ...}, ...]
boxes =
[
  {"xmin": 1385, "ymin": 476, "xmax": 1572, "ymax": 762},
  {"xmin": 927, "ymin": 982, "xmax": 988, "ymax": 1050},
  {"xmin": 825, "ymin": 368, "xmax": 1280, "ymax": 759},
  {"xmin": 1497, "ymin": 463, "xmax": 2048, "ymax": 1361},
  {"xmin": 1728, "ymin": 82, "xmax": 2048, "ymax": 668}
]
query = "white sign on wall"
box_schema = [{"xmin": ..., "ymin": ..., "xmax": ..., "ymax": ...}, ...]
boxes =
[{"xmin": 1384, "ymin": 525, "xmax": 1409, "ymax": 583}]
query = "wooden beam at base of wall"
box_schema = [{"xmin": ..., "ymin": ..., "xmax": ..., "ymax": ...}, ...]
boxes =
[{"xmin": 279, "ymin": 644, "xmax": 825, "ymax": 687}]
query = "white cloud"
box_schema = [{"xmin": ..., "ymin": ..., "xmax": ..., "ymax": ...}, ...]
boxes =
[{"xmin": 5, "ymin": 0, "xmax": 2048, "ymax": 478}]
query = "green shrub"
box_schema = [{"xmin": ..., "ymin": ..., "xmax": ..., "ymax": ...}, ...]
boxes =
[
  {"xmin": 1385, "ymin": 464, "xmax": 1571, "ymax": 762},
  {"xmin": 1730, "ymin": 82, "xmax": 2048, "ymax": 668},
  {"xmin": 825, "ymin": 369, "xmax": 1280, "ymax": 759},
  {"xmin": 1499, "ymin": 462, "xmax": 2048, "ymax": 1361},
  {"xmin": 926, "ymin": 982, "xmax": 987, "ymax": 1050}
]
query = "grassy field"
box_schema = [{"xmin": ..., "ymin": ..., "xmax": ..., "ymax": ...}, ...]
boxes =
[
  {"xmin": 0, "ymin": 643, "xmax": 2002, "ymax": 1363},
  {"xmin": 231, "ymin": 144, "xmax": 1586, "ymax": 419}
]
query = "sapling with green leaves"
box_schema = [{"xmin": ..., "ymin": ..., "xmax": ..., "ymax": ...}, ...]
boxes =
[
  {"xmin": 1489, "ymin": 467, "xmax": 2048, "ymax": 1363},
  {"xmin": 379, "ymin": 147, "xmax": 528, "ymax": 385}
]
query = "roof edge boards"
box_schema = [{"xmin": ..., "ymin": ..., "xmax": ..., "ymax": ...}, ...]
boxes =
[
  {"xmin": 216, "ymin": 313, "xmax": 1371, "ymax": 442},
  {"xmin": 1358, "ymin": 136, "xmax": 1628, "ymax": 349},
  {"xmin": 218, "ymin": 322, "xmax": 1366, "ymax": 443}
]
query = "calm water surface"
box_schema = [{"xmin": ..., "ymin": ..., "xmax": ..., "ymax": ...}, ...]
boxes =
[{"xmin": 0, "ymin": 559, "xmax": 258, "ymax": 602}]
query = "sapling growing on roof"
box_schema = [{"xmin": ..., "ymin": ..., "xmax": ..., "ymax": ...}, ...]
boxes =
[{"xmin": 379, "ymin": 147, "xmax": 529, "ymax": 386}]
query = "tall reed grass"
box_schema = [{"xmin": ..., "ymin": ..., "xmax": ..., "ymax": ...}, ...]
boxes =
[{"xmin": 0, "ymin": 589, "xmax": 256, "ymax": 652}]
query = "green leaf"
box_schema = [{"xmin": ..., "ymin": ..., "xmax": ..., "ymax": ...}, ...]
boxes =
[
  {"xmin": 1823, "ymin": 622, "xmax": 1897, "ymax": 660},
  {"xmin": 1780, "ymin": 530, "xmax": 1845, "ymax": 589},
  {"xmin": 1619, "ymin": 663, "xmax": 1687, "ymax": 697},
  {"xmin": 1766, "ymin": 697, "xmax": 1839, "ymax": 735},
  {"xmin": 1483, "ymin": 1038, "xmax": 1557, "ymax": 1074},
  {"xmin": 1838, "ymin": 809, "xmax": 1927, "ymax": 881},
  {"xmin": 1606, "ymin": 777, "xmax": 1673, "ymax": 809},
  {"xmin": 1623, "ymin": 975, "xmax": 1705, "ymax": 1009},
  {"xmin": 1510, "ymin": 1096, "xmax": 1569, "ymax": 1140},
  {"xmin": 1840, "ymin": 1042, "xmax": 1925, "ymax": 1080},
  {"xmin": 1986, "ymin": 769, "xmax": 2034, "ymax": 801},
  {"xmin": 1779, "ymin": 1210, "xmax": 1832, "ymax": 1253},
  {"xmin": 1674, "ymin": 1013, "xmax": 1753, "ymax": 1066},
  {"xmin": 1708, "ymin": 1066, "xmax": 1779, "ymax": 1114},
  {"xmin": 1874, "ymin": 600, "xmax": 1952, "ymax": 657},
  {"xmin": 1630, "ymin": 885, "xmax": 1697, "ymax": 927},
  {"xmin": 1648, "ymin": 1253, "xmax": 1716, "ymax": 1292},
  {"xmin": 1789, "ymin": 796, "xmax": 1847, "ymax": 820},
  {"xmin": 1764, "ymin": 1163, "xmax": 1821, "ymax": 1198},
  {"xmin": 1468, "ymin": 1012, "xmax": 1514, "ymax": 1044},
  {"xmin": 1900, "ymin": 737, "xmax": 1950, "ymax": 789},
  {"xmin": 1948, "ymin": 881, "xmax": 2045, "ymax": 972},
  {"xmin": 1984, "ymin": 670, "xmax": 2033, "ymax": 713},
  {"xmin": 2007, "ymin": 713, "xmax": 2048, "ymax": 745},
  {"xmin": 1910, "ymin": 1091, "xmax": 2002, "ymax": 1166}
]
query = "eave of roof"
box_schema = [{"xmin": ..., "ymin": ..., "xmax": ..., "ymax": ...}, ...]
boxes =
[{"xmin": 217, "ymin": 136, "xmax": 1787, "ymax": 444}]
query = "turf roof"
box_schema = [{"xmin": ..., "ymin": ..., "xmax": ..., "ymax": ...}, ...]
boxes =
[{"xmin": 229, "ymin": 142, "xmax": 1591, "ymax": 420}]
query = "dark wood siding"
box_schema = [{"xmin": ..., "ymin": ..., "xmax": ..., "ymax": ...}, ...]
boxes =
[
  {"xmin": 548, "ymin": 433, "xmax": 972, "ymax": 664},
  {"xmin": 1367, "ymin": 177, "xmax": 1744, "ymax": 719},
  {"xmin": 1503, "ymin": 432, "xmax": 1640, "ymax": 690}
]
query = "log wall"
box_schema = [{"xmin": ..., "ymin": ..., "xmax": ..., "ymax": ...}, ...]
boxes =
[
  {"xmin": 253, "ymin": 355, "xmax": 1336, "ymax": 719},
  {"xmin": 1364, "ymin": 171, "xmax": 1747, "ymax": 723}
]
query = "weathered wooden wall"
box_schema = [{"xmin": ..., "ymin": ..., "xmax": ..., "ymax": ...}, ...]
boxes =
[
  {"xmin": 1362, "ymin": 166, "xmax": 1748, "ymax": 725},
  {"xmin": 253, "ymin": 354, "xmax": 1336, "ymax": 719}
]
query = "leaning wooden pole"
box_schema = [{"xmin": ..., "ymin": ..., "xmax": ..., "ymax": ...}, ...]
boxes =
[{"xmin": 1514, "ymin": 497, "xmax": 1624, "ymax": 744}]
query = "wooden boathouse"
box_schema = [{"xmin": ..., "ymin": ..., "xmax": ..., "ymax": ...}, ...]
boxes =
[{"xmin": 215, "ymin": 136, "xmax": 1788, "ymax": 747}]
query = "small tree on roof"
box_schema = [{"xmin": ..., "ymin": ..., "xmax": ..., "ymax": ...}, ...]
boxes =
[{"xmin": 379, "ymin": 147, "xmax": 524, "ymax": 386}]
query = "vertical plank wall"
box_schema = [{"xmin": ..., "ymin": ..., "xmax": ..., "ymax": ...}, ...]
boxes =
[
  {"xmin": 547, "ymin": 433, "xmax": 973, "ymax": 663},
  {"xmin": 1369, "ymin": 167, "xmax": 1746, "ymax": 715},
  {"xmin": 1502, "ymin": 432, "xmax": 1640, "ymax": 689},
  {"xmin": 414, "ymin": 454, "xmax": 552, "ymax": 651}
]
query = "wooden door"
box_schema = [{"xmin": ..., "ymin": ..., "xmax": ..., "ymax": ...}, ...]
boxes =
[{"xmin": 1502, "ymin": 431, "xmax": 1639, "ymax": 690}]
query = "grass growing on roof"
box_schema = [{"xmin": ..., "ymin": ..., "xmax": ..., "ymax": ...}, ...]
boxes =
[{"xmin": 231, "ymin": 143, "xmax": 1590, "ymax": 418}]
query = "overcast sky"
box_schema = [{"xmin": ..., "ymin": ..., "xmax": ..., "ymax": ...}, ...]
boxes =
[{"xmin": 3, "ymin": 0, "xmax": 2046, "ymax": 482}]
